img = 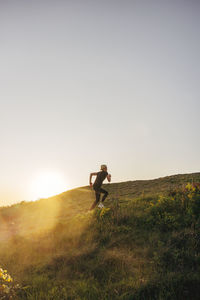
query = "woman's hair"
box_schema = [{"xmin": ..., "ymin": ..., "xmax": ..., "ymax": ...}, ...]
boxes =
[{"xmin": 100, "ymin": 164, "xmax": 107, "ymax": 170}]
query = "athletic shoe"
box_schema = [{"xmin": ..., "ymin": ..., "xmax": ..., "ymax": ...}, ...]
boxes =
[{"xmin": 98, "ymin": 202, "xmax": 104, "ymax": 208}]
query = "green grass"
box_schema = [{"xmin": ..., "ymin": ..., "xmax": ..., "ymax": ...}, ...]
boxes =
[{"xmin": 0, "ymin": 172, "xmax": 200, "ymax": 299}]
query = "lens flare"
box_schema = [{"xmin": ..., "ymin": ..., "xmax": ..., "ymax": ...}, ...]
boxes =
[{"xmin": 31, "ymin": 171, "xmax": 67, "ymax": 200}]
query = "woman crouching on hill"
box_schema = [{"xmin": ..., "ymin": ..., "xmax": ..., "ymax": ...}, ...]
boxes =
[{"xmin": 89, "ymin": 164, "xmax": 111, "ymax": 210}]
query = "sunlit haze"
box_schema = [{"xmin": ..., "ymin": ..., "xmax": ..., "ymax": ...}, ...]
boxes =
[
  {"xmin": 30, "ymin": 171, "xmax": 67, "ymax": 200},
  {"xmin": 0, "ymin": 0, "xmax": 200, "ymax": 205}
]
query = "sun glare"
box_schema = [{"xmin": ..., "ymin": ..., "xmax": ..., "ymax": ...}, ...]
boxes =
[{"xmin": 31, "ymin": 172, "xmax": 67, "ymax": 200}]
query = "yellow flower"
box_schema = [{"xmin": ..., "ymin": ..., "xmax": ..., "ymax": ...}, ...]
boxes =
[{"xmin": 100, "ymin": 207, "xmax": 110, "ymax": 217}]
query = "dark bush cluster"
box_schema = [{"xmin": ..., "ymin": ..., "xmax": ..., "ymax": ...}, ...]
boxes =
[{"xmin": 145, "ymin": 183, "xmax": 200, "ymax": 231}]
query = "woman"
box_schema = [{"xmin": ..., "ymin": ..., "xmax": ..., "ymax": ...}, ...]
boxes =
[{"xmin": 89, "ymin": 164, "xmax": 111, "ymax": 210}]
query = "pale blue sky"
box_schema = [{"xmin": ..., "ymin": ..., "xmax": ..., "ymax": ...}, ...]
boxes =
[{"xmin": 0, "ymin": 0, "xmax": 199, "ymax": 205}]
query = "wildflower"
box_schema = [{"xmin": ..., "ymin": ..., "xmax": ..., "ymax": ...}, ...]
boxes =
[{"xmin": 100, "ymin": 207, "xmax": 110, "ymax": 218}]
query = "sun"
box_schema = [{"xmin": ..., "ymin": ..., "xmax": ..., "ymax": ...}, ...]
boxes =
[{"xmin": 31, "ymin": 171, "xmax": 67, "ymax": 200}]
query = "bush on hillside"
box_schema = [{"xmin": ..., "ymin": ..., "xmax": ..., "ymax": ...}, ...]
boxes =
[{"xmin": 145, "ymin": 183, "xmax": 200, "ymax": 231}]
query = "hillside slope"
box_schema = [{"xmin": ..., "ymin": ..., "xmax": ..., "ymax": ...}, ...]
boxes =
[
  {"xmin": 0, "ymin": 172, "xmax": 200, "ymax": 299},
  {"xmin": 1, "ymin": 172, "xmax": 199, "ymax": 234}
]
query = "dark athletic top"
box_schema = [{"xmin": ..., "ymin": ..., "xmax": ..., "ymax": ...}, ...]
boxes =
[{"xmin": 93, "ymin": 171, "xmax": 108, "ymax": 190}]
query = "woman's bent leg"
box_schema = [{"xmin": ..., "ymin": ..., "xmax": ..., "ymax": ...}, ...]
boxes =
[{"xmin": 100, "ymin": 188, "xmax": 108, "ymax": 202}]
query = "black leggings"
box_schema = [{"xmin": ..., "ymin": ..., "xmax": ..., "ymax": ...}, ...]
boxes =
[{"xmin": 90, "ymin": 188, "xmax": 109, "ymax": 210}]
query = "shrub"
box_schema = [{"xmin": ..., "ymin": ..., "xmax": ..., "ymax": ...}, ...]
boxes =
[{"xmin": 146, "ymin": 183, "xmax": 200, "ymax": 231}]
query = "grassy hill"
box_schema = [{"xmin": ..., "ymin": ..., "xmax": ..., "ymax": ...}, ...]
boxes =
[{"xmin": 0, "ymin": 172, "xmax": 200, "ymax": 299}]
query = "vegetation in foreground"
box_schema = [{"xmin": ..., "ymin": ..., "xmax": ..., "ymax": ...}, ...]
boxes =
[{"xmin": 0, "ymin": 172, "xmax": 200, "ymax": 299}]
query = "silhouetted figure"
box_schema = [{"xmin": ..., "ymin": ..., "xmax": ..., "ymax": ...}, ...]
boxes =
[{"xmin": 89, "ymin": 164, "xmax": 111, "ymax": 210}]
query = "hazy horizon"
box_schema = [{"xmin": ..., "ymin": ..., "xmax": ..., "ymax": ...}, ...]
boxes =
[{"xmin": 1, "ymin": 0, "xmax": 200, "ymax": 205}]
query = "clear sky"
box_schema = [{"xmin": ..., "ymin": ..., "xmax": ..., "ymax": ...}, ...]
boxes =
[{"xmin": 0, "ymin": 0, "xmax": 200, "ymax": 205}]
